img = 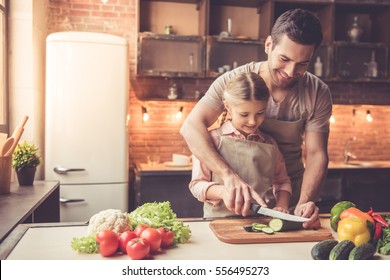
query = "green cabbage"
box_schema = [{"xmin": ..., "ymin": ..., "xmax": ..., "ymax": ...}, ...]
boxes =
[{"xmin": 128, "ymin": 201, "xmax": 191, "ymax": 244}]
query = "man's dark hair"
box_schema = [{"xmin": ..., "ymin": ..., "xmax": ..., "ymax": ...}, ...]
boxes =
[{"xmin": 271, "ymin": 9, "xmax": 323, "ymax": 49}]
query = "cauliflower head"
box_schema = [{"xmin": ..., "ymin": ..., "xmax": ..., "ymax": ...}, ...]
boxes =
[{"xmin": 87, "ymin": 209, "xmax": 132, "ymax": 236}]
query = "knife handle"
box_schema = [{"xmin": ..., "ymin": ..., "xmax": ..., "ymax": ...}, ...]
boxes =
[{"xmin": 250, "ymin": 203, "xmax": 260, "ymax": 213}]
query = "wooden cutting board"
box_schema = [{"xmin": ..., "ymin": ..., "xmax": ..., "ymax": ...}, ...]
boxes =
[{"xmin": 209, "ymin": 218, "xmax": 333, "ymax": 244}]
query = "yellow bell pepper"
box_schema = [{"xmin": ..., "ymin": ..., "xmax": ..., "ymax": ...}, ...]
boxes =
[{"xmin": 337, "ymin": 217, "xmax": 371, "ymax": 246}]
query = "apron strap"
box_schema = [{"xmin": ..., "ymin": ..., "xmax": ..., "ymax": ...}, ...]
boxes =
[{"xmin": 298, "ymin": 77, "xmax": 308, "ymax": 120}]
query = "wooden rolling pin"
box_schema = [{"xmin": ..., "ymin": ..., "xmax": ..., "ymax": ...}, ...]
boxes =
[{"xmin": 4, "ymin": 115, "xmax": 29, "ymax": 157}]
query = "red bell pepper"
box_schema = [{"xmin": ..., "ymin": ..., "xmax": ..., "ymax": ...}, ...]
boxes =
[
  {"xmin": 372, "ymin": 214, "xmax": 389, "ymax": 227},
  {"xmin": 373, "ymin": 222, "xmax": 383, "ymax": 241}
]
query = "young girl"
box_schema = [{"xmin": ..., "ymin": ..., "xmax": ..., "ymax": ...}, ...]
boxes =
[{"xmin": 189, "ymin": 72, "xmax": 292, "ymax": 218}]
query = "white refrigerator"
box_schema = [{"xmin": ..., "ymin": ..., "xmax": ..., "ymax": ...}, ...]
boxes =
[{"xmin": 45, "ymin": 32, "xmax": 129, "ymax": 222}]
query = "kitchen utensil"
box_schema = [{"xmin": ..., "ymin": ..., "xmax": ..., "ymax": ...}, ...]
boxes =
[
  {"xmin": 209, "ymin": 218, "xmax": 332, "ymax": 244},
  {"xmin": 250, "ymin": 203, "xmax": 310, "ymax": 222},
  {"xmin": 4, "ymin": 115, "xmax": 29, "ymax": 157},
  {"xmin": 0, "ymin": 133, "xmax": 7, "ymax": 145},
  {"xmin": 1, "ymin": 138, "xmax": 14, "ymax": 156}
]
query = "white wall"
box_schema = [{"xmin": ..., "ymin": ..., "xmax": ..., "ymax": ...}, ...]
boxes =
[{"xmin": 8, "ymin": 0, "xmax": 47, "ymax": 179}]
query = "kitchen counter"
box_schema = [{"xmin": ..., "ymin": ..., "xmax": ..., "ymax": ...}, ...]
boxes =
[
  {"xmin": 0, "ymin": 180, "xmax": 60, "ymax": 243},
  {"xmin": 328, "ymin": 160, "xmax": 390, "ymax": 169},
  {"xmin": 137, "ymin": 163, "xmax": 191, "ymax": 174},
  {"xmin": 1, "ymin": 217, "xmax": 390, "ymax": 260}
]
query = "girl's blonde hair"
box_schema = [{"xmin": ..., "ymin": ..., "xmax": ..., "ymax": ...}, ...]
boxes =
[{"xmin": 220, "ymin": 72, "xmax": 269, "ymax": 125}]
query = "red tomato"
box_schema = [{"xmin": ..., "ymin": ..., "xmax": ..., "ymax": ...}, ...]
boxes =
[
  {"xmin": 119, "ymin": 230, "xmax": 138, "ymax": 253},
  {"xmin": 126, "ymin": 238, "xmax": 150, "ymax": 260},
  {"xmin": 96, "ymin": 229, "xmax": 119, "ymax": 257},
  {"xmin": 133, "ymin": 224, "xmax": 149, "ymax": 237},
  {"xmin": 157, "ymin": 227, "xmax": 175, "ymax": 247},
  {"xmin": 140, "ymin": 227, "xmax": 162, "ymax": 252}
]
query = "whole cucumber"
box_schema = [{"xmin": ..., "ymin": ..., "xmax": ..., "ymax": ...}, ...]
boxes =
[{"xmin": 329, "ymin": 240, "xmax": 355, "ymax": 260}]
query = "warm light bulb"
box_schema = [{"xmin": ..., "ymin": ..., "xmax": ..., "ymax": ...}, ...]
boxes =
[
  {"xmin": 175, "ymin": 107, "xmax": 183, "ymax": 120},
  {"xmin": 366, "ymin": 110, "xmax": 373, "ymax": 122},
  {"xmin": 330, "ymin": 115, "xmax": 335, "ymax": 123},
  {"xmin": 142, "ymin": 107, "xmax": 149, "ymax": 122}
]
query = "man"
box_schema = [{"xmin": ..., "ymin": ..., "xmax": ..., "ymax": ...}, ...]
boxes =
[{"xmin": 180, "ymin": 9, "xmax": 332, "ymax": 228}]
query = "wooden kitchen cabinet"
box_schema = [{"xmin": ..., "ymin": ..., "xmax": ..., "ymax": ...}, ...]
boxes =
[
  {"xmin": 0, "ymin": 181, "xmax": 60, "ymax": 243},
  {"xmin": 133, "ymin": 165, "xmax": 203, "ymax": 218},
  {"xmin": 342, "ymin": 169, "xmax": 390, "ymax": 212},
  {"xmin": 321, "ymin": 167, "xmax": 390, "ymax": 213}
]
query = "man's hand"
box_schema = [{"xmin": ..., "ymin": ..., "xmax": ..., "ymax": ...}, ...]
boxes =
[
  {"xmin": 223, "ymin": 172, "xmax": 268, "ymax": 216},
  {"xmin": 294, "ymin": 201, "xmax": 320, "ymax": 229}
]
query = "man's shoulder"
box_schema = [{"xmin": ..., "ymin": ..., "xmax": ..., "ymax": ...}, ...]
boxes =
[{"xmin": 302, "ymin": 71, "xmax": 329, "ymax": 90}]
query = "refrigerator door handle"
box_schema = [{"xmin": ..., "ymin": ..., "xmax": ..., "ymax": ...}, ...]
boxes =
[
  {"xmin": 54, "ymin": 166, "xmax": 86, "ymax": 174},
  {"xmin": 60, "ymin": 197, "xmax": 85, "ymax": 203}
]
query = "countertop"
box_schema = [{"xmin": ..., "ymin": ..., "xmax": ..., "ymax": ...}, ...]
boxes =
[
  {"xmin": 137, "ymin": 161, "xmax": 390, "ymax": 173},
  {"xmin": 0, "ymin": 181, "xmax": 60, "ymax": 243},
  {"xmin": 137, "ymin": 163, "xmax": 192, "ymax": 175},
  {"xmin": 1, "ymin": 217, "xmax": 390, "ymax": 260},
  {"xmin": 328, "ymin": 160, "xmax": 390, "ymax": 169}
]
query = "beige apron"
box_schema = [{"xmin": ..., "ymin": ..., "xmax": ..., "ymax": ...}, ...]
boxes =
[
  {"xmin": 203, "ymin": 133, "xmax": 276, "ymax": 218},
  {"xmin": 260, "ymin": 79, "xmax": 307, "ymax": 207}
]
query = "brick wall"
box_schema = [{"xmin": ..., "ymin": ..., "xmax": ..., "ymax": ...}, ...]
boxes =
[{"xmin": 47, "ymin": 0, "xmax": 390, "ymax": 167}]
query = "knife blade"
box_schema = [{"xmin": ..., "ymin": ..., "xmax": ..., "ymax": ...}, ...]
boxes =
[{"xmin": 250, "ymin": 203, "xmax": 310, "ymax": 222}]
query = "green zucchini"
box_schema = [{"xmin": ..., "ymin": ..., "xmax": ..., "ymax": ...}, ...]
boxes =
[
  {"xmin": 261, "ymin": 227, "xmax": 274, "ymax": 234},
  {"xmin": 268, "ymin": 218, "xmax": 303, "ymax": 232},
  {"xmin": 311, "ymin": 239, "xmax": 339, "ymax": 260},
  {"xmin": 329, "ymin": 240, "xmax": 355, "ymax": 260},
  {"xmin": 348, "ymin": 243, "xmax": 376, "ymax": 260}
]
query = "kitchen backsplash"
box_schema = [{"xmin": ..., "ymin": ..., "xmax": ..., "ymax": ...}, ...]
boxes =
[{"xmin": 48, "ymin": 0, "xmax": 390, "ymax": 166}]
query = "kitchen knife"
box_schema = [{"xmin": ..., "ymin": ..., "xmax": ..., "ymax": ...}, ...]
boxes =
[{"xmin": 250, "ymin": 203, "xmax": 310, "ymax": 222}]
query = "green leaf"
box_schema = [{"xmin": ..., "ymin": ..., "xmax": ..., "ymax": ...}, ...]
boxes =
[
  {"xmin": 70, "ymin": 236, "xmax": 99, "ymax": 254},
  {"xmin": 128, "ymin": 201, "xmax": 191, "ymax": 244}
]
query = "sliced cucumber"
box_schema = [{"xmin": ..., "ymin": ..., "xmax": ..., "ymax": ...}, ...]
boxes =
[
  {"xmin": 252, "ymin": 222, "xmax": 268, "ymax": 231},
  {"xmin": 268, "ymin": 218, "xmax": 284, "ymax": 232},
  {"xmin": 261, "ymin": 227, "xmax": 274, "ymax": 234}
]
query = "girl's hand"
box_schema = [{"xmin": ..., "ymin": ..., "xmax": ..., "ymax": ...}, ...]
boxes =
[{"xmin": 273, "ymin": 206, "xmax": 289, "ymax": 214}]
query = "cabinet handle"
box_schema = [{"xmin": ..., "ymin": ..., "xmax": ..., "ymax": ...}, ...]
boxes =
[
  {"xmin": 60, "ymin": 197, "xmax": 85, "ymax": 204},
  {"xmin": 54, "ymin": 166, "xmax": 86, "ymax": 174}
]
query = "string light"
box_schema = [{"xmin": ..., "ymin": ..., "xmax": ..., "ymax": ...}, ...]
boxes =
[
  {"xmin": 142, "ymin": 107, "xmax": 149, "ymax": 122},
  {"xmin": 175, "ymin": 107, "xmax": 183, "ymax": 120},
  {"xmin": 366, "ymin": 110, "xmax": 373, "ymax": 122},
  {"xmin": 330, "ymin": 114, "xmax": 335, "ymax": 123}
]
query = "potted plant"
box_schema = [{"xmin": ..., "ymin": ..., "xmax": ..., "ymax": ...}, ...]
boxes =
[{"xmin": 12, "ymin": 141, "xmax": 41, "ymax": 186}]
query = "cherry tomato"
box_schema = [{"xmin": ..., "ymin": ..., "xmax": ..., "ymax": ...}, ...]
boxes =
[
  {"xmin": 133, "ymin": 224, "xmax": 149, "ymax": 237},
  {"xmin": 118, "ymin": 230, "xmax": 138, "ymax": 253},
  {"xmin": 157, "ymin": 227, "xmax": 175, "ymax": 248},
  {"xmin": 140, "ymin": 227, "xmax": 162, "ymax": 252},
  {"xmin": 96, "ymin": 229, "xmax": 119, "ymax": 257},
  {"xmin": 126, "ymin": 238, "xmax": 150, "ymax": 260}
]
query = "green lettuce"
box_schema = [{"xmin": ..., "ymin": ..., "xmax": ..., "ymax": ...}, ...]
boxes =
[
  {"xmin": 377, "ymin": 216, "xmax": 390, "ymax": 255},
  {"xmin": 128, "ymin": 201, "xmax": 191, "ymax": 244}
]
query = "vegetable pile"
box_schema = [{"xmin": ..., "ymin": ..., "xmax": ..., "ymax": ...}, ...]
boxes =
[
  {"xmin": 70, "ymin": 202, "xmax": 191, "ymax": 259},
  {"xmin": 128, "ymin": 201, "xmax": 191, "ymax": 244},
  {"xmin": 311, "ymin": 200, "xmax": 390, "ymax": 260}
]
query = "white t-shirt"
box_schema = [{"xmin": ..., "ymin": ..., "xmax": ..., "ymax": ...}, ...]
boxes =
[{"xmin": 200, "ymin": 61, "xmax": 333, "ymax": 133}]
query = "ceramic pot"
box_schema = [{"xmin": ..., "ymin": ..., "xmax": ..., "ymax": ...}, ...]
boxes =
[{"xmin": 16, "ymin": 166, "xmax": 37, "ymax": 186}]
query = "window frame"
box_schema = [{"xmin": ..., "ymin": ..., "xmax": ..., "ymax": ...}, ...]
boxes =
[{"xmin": 0, "ymin": 0, "xmax": 8, "ymax": 134}]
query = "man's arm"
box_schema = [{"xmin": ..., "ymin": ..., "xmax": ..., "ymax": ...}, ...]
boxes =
[
  {"xmin": 294, "ymin": 130, "xmax": 329, "ymax": 228},
  {"xmin": 180, "ymin": 101, "xmax": 267, "ymax": 215}
]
